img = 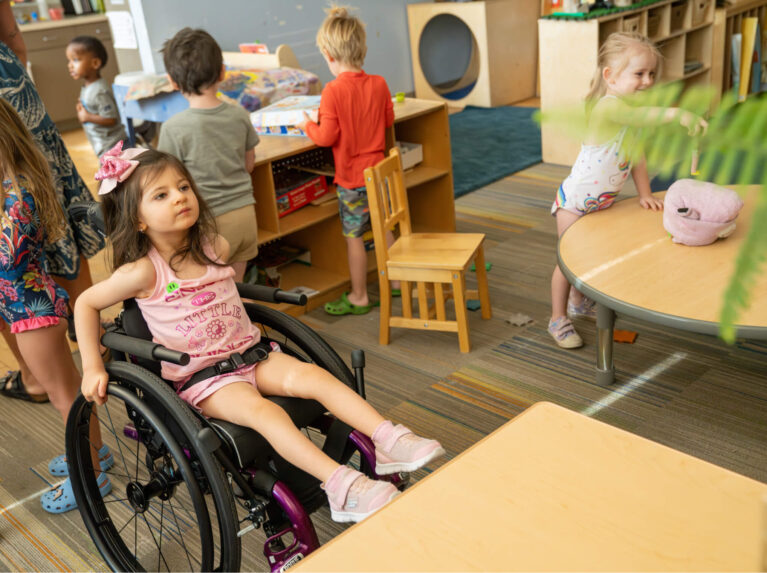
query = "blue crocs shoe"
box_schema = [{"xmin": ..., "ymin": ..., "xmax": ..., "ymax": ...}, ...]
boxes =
[
  {"xmin": 41, "ymin": 472, "xmax": 111, "ymax": 514},
  {"xmin": 48, "ymin": 444, "xmax": 114, "ymax": 476}
]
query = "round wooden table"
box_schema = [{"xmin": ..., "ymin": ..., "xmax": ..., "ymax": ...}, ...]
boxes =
[{"xmin": 558, "ymin": 186, "xmax": 767, "ymax": 386}]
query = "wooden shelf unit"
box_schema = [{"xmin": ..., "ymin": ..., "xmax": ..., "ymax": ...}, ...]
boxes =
[
  {"xmin": 251, "ymin": 98, "xmax": 455, "ymax": 315},
  {"xmin": 539, "ymin": 0, "xmax": 715, "ymax": 166},
  {"xmin": 718, "ymin": 0, "xmax": 767, "ymax": 97}
]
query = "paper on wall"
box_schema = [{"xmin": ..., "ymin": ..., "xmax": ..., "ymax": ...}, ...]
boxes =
[{"xmin": 106, "ymin": 11, "xmax": 138, "ymax": 50}]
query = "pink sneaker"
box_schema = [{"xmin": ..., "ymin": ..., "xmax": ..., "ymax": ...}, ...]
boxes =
[
  {"xmin": 323, "ymin": 466, "xmax": 398, "ymax": 523},
  {"xmin": 372, "ymin": 421, "xmax": 446, "ymax": 475}
]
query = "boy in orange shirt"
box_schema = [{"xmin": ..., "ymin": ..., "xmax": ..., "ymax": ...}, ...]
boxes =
[{"xmin": 298, "ymin": 5, "xmax": 398, "ymax": 315}]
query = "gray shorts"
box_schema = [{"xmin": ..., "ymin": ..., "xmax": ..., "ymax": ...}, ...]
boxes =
[{"xmin": 337, "ymin": 185, "xmax": 371, "ymax": 238}]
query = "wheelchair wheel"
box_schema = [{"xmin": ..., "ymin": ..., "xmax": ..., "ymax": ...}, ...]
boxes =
[
  {"xmin": 66, "ymin": 362, "xmax": 240, "ymax": 572},
  {"xmin": 246, "ymin": 303, "xmax": 355, "ymax": 389}
]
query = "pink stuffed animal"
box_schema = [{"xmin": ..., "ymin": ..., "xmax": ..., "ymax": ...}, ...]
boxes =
[{"xmin": 663, "ymin": 179, "xmax": 744, "ymax": 246}]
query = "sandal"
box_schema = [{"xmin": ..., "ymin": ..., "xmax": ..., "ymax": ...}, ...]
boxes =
[
  {"xmin": 324, "ymin": 292, "xmax": 375, "ymax": 316},
  {"xmin": 0, "ymin": 370, "xmax": 49, "ymax": 403},
  {"xmin": 41, "ymin": 472, "xmax": 111, "ymax": 514},
  {"xmin": 48, "ymin": 444, "xmax": 114, "ymax": 476}
]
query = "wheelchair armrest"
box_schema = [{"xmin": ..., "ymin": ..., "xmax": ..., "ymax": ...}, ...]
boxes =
[
  {"xmin": 101, "ymin": 331, "xmax": 190, "ymax": 365},
  {"xmin": 236, "ymin": 283, "xmax": 307, "ymax": 306},
  {"xmin": 68, "ymin": 201, "xmax": 106, "ymax": 239}
]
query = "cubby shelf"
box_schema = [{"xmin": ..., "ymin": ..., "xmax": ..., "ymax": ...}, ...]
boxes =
[
  {"xmin": 539, "ymin": 0, "xmax": 716, "ymax": 165},
  {"xmin": 250, "ymin": 98, "xmax": 455, "ymax": 316}
]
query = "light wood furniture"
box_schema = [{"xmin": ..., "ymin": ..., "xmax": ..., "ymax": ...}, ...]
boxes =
[
  {"xmin": 539, "ymin": 0, "xmax": 715, "ymax": 165},
  {"xmin": 407, "ymin": 0, "xmax": 538, "ymax": 107},
  {"xmin": 719, "ymin": 0, "xmax": 767, "ymax": 97},
  {"xmin": 253, "ymin": 99, "xmax": 455, "ymax": 316},
  {"xmin": 558, "ymin": 187, "xmax": 767, "ymax": 385},
  {"xmin": 21, "ymin": 15, "xmax": 119, "ymax": 131},
  {"xmin": 364, "ymin": 148, "xmax": 491, "ymax": 353},
  {"xmin": 294, "ymin": 401, "xmax": 767, "ymax": 572}
]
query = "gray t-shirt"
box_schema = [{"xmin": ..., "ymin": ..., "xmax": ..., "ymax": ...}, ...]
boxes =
[
  {"xmin": 158, "ymin": 102, "xmax": 259, "ymax": 217},
  {"xmin": 80, "ymin": 78, "xmax": 127, "ymax": 157}
]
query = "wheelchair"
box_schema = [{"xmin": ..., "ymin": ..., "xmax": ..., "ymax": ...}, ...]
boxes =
[{"xmin": 65, "ymin": 206, "xmax": 409, "ymax": 572}]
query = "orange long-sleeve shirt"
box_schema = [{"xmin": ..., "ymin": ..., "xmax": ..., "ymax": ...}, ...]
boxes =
[{"xmin": 304, "ymin": 71, "xmax": 394, "ymax": 189}]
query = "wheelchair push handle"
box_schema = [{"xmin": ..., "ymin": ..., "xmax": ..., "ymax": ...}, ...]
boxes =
[
  {"xmin": 101, "ymin": 332, "xmax": 190, "ymax": 366},
  {"xmin": 236, "ymin": 283, "xmax": 307, "ymax": 306}
]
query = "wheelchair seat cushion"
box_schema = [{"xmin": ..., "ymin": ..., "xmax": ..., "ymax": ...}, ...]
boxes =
[{"xmin": 208, "ymin": 396, "xmax": 326, "ymax": 468}]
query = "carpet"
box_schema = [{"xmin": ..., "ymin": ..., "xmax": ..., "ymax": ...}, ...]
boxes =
[{"xmin": 449, "ymin": 105, "xmax": 542, "ymax": 198}]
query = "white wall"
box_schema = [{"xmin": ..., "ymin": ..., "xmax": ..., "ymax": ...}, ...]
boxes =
[{"xmin": 136, "ymin": 0, "xmax": 424, "ymax": 93}]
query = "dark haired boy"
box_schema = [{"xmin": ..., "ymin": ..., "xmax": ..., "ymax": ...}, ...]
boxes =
[
  {"xmin": 66, "ymin": 35, "xmax": 126, "ymax": 157},
  {"xmin": 158, "ymin": 28, "xmax": 260, "ymax": 282}
]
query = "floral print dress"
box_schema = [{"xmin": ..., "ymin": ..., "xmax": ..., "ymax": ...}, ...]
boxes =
[{"xmin": 0, "ymin": 175, "xmax": 69, "ymax": 333}]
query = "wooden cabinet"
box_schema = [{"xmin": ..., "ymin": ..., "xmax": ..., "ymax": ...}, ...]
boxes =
[
  {"xmin": 539, "ymin": 0, "xmax": 715, "ymax": 166},
  {"xmin": 22, "ymin": 15, "xmax": 119, "ymax": 130},
  {"xmin": 251, "ymin": 99, "xmax": 455, "ymax": 316}
]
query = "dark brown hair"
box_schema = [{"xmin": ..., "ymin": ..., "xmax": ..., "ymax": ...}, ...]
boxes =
[
  {"xmin": 0, "ymin": 99, "xmax": 66, "ymax": 242},
  {"xmin": 161, "ymin": 28, "xmax": 223, "ymax": 95},
  {"xmin": 100, "ymin": 149, "xmax": 224, "ymax": 272}
]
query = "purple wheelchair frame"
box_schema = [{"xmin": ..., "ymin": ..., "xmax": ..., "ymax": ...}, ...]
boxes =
[{"xmin": 124, "ymin": 422, "xmax": 406, "ymax": 572}]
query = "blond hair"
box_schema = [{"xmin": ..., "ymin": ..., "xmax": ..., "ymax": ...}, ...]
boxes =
[
  {"xmin": 586, "ymin": 32, "xmax": 662, "ymax": 102},
  {"xmin": 0, "ymin": 99, "xmax": 65, "ymax": 242},
  {"xmin": 316, "ymin": 4, "xmax": 367, "ymax": 68}
]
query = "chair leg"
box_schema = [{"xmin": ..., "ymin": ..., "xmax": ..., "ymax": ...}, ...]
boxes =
[
  {"xmin": 401, "ymin": 281, "xmax": 413, "ymax": 318},
  {"xmin": 452, "ymin": 272, "xmax": 471, "ymax": 353},
  {"xmin": 417, "ymin": 282, "xmax": 429, "ymax": 320},
  {"xmin": 474, "ymin": 245, "xmax": 492, "ymax": 320},
  {"xmin": 379, "ymin": 273, "xmax": 391, "ymax": 345}
]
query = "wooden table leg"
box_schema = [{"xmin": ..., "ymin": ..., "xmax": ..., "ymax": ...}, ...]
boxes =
[{"xmin": 596, "ymin": 303, "xmax": 615, "ymax": 386}]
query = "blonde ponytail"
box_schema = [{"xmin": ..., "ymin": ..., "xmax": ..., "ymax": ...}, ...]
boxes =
[{"xmin": 586, "ymin": 32, "xmax": 662, "ymax": 105}]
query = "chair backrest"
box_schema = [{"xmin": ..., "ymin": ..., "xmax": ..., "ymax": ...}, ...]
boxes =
[{"xmin": 364, "ymin": 148, "xmax": 411, "ymax": 269}]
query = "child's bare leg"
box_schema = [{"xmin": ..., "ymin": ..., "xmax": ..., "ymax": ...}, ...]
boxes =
[
  {"xmin": 198, "ymin": 381, "xmax": 340, "ymax": 482},
  {"xmin": 15, "ymin": 321, "xmax": 104, "ymax": 467},
  {"xmin": 551, "ymin": 209, "xmax": 581, "ymax": 320},
  {"xmin": 385, "ymin": 230, "xmax": 400, "ymax": 290},
  {"xmin": 53, "ymin": 255, "xmax": 93, "ymax": 306},
  {"xmin": 345, "ymin": 236, "xmax": 369, "ymax": 307},
  {"xmin": 0, "ymin": 322, "xmax": 46, "ymax": 395},
  {"xmin": 256, "ymin": 353, "xmax": 384, "ymax": 435}
]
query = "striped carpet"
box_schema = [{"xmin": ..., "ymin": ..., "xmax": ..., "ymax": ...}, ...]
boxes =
[{"xmin": 1, "ymin": 161, "xmax": 765, "ymax": 570}]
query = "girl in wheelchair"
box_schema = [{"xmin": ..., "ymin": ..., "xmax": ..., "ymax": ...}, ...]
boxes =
[
  {"xmin": 75, "ymin": 144, "xmax": 445, "ymax": 523},
  {"xmin": 0, "ymin": 99, "xmax": 110, "ymax": 514}
]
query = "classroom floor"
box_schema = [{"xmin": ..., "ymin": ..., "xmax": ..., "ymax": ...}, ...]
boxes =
[{"xmin": 0, "ymin": 122, "xmax": 764, "ymax": 571}]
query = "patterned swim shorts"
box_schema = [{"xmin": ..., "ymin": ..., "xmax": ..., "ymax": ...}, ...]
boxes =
[{"xmin": 336, "ymin": 185, "xmax": 371, "ymax": 238}]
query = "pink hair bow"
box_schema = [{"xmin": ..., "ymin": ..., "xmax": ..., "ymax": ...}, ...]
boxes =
[{"xmin": 94, "ymin": 141, "xmax": 147, "ymax": 195}]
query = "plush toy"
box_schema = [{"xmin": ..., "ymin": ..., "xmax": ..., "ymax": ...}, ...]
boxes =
[{"xmin": 663, "ymin": 179, "xmax": 744, "ymax": 246}]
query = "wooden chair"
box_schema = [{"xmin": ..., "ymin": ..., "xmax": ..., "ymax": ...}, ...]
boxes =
[{"xmin": 364, "ymin": 148, "xmax": 491, "ymax": 352}]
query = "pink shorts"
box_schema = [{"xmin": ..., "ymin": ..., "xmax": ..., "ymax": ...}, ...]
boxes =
[
  {"xmin": 175, "ymin": 341, "xmax": 281, "ymax": 412},
  {"xmin": 177, "ymin": 364, "xmax": 259, "ymax": 412}
]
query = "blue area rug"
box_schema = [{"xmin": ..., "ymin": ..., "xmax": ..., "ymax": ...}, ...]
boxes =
[{"xmin": 449, "ymin": 106, "xmax": 542, "ymax": 198}]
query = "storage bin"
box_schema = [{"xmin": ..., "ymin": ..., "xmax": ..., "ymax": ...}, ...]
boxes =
[
  {"xmin": 622, "ymin": 15, "xmax": 641, "ymax": 33},
  {"xmin": 670, "ymin": 1, "xmax": 688, "ymax": 30},
  {"xmin": 691, "ymin": 0, "xmax": 709, "ymax": 25},
  {"xmin": 647, "ymin": 13, "xmax": 661, "ymax": 38},
  {"xmin": 396, "ymin": 141, "xmax": 423, "ymax": 170}
]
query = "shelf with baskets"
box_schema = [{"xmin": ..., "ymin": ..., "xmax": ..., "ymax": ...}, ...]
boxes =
[
  {"xmin": 249, "ymin": 98, "xmax": 455, "ymax": 315},
  {"xmin": 539, "ymin": 0, "xmax": 715, "ymax": 165}
]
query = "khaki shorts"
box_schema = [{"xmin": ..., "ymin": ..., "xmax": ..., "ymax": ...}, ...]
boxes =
[{"xmin": 215, "ymin": 205, "xmax": 259, "ymax": 263}]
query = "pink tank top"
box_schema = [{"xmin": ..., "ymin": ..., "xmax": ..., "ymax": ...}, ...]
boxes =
[{"xmin": 136, "ymin": 247, "xmax": 261, "ymax": 384}]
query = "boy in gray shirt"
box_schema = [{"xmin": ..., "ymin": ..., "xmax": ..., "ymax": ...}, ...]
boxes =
[
  {"xmin": 66, "ymin": 36, "xmax": 126, "ymax": 157},
  {"xmin": 159, "ymin": 28, "xmax": 259, "ymax": 281}
]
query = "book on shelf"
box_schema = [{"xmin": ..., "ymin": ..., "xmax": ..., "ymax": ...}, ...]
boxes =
[
  {"xmin": 751, "ymin": 19, "xmax": 762, "ymax": 94},
  {"xmin": 732, "ymin": 33, "xmax": 742, "ymax": 94},
  {"xmin": 739, "ymin": 18, "xmax": 757, "ymax": 100}
]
